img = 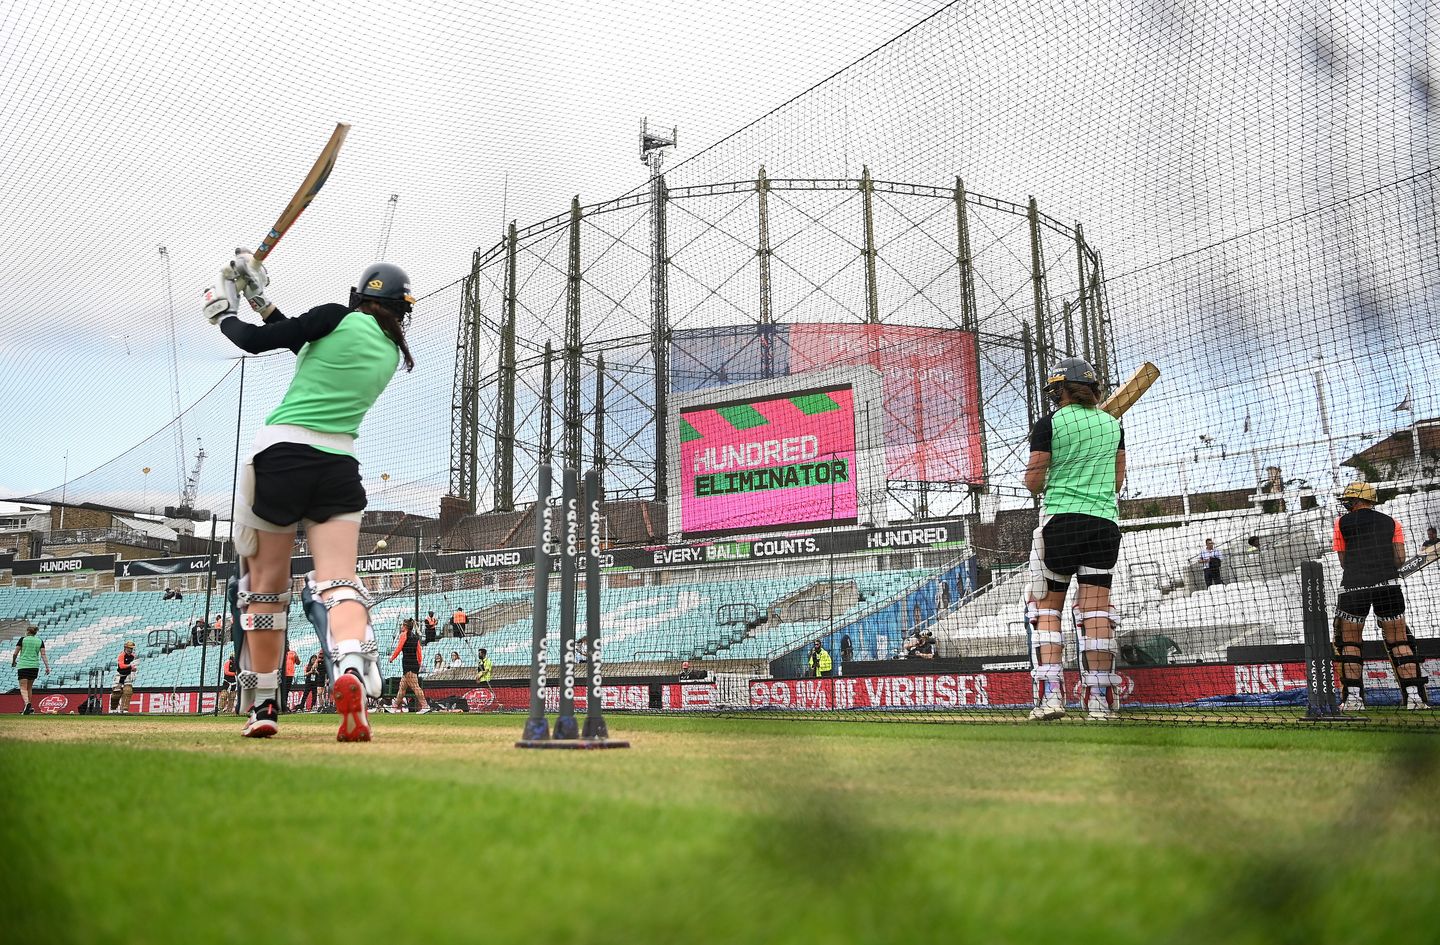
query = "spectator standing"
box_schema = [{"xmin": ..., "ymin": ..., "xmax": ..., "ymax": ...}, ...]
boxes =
[
  {"xmin": 300, "ymin": 653, "xmax": 324, "ymax": 711},
  {"xmin": 839, "ymin": 634, "xmax": 854, "ymax": 675},
  {"xmin": 191, "ymin": 619, "xmax": 205, "ymax": 647},
  {"xmin": 451, "ymin": 607, "xmax": 468, "ymax": 637},
  {"xmin": 11, "ymin": 626, "xmax": 50, "ymax": 715},
  {"xmin": 1199, "ymin": 538, "xmax": 1223, "ymax": 587},
  {"xmin": 424, "ymin": 610, "xmax": 439, "ymax": 641},
  {"xmin": 282, "ymin": 646, "xmax": 300, "ymax": 712}
]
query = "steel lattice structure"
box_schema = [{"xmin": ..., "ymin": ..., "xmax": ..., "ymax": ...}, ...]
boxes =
[{"xmin": 450, "ymin": 170, "xmax": 1113, "ymax": 518}]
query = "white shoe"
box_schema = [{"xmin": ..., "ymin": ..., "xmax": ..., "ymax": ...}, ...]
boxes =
[
  {"xmin": 1339, "ymin": 692, "xmax": 1366, "ymax": 712},
  {"xmin": 1404, "ymin": 692, "xmax": 1431, "ymax": 711},
  {"xmin": 1086, "ymin": 691, "xmax": 1117, "ymax": 721},
  {"xmin": 417, "ymin": 706, "xmax": 433, "ymax": 715},
  {"xmin": 1028, "ymin": 692, "xmax": 1066, "ymax": 721}
]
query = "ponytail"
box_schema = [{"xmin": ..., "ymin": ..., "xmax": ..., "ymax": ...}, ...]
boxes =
[
  {"xmin": 1062, "ymin": 381, "xmax": 1100, "ymax": 408},
  {"xmin": 361, "ymin": 300, "xmax": 416, "ymax": 372}
]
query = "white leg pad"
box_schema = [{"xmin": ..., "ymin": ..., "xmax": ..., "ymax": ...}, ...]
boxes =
[
  {"xmin": 240, "ymin": 611, "xmax": 287, "ymax": 631},
  {"xmin": 236, "ymin": 670, "xmax": 280, "ymax": 713},
  {"xmin": 234, "ymin": 573, "xmax": 291, "ymax": 713},
  {"xmin": 333, "ymin": 637, "xmax": 382, "ymax": 699},
  {"xmin": 1031, "ymin": 662, "xmax": 1064, "ymax": 703},
  {"xmin": 1078, "ymin": 633, "xmax": 1122, "ymax": 708},
  {"xmin": 303, "ymin": 572, "xmax": 381, "ymax": 699},
  {"xmin": 1030, "ymin": 625, "xmax": 1063, "ymax": 704}
]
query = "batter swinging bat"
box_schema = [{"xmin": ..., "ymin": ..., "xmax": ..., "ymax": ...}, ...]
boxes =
[
  {"xmin": 1100, "ymin": 362, "xmax": 1160, "ymax": 418},
  {"xmin": 253, "ymin": 122, "xmax": 351, "ymax": 262}
]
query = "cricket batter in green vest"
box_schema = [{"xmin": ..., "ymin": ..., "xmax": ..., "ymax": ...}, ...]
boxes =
[
  {"xmin": 1023, "ymin": 357, "xmax": 1126, "ymax": 721},
  {"xmin": 205, "ymin": 255, "xmax": 417, "ymax": 741},
  {"xmin": 11, "ymin": 625, "xmax": 50, "ymax": 715}
]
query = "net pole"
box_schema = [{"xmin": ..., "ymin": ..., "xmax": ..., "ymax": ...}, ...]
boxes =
[{"xmin": 198, "ymin": 513, "xmax": 217, "ymax": 713}]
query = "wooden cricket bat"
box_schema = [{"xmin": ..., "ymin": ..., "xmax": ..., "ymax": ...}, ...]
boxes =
[
  {"xmin": 1100, "ymin": 362, "xmax": 1160, "ymax": 418},
  {"xmin": 253, "ymin": 122, "xmax": 351, "ymax": 262}
]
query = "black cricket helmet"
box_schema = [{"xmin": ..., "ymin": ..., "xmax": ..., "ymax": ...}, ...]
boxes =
[
  {"xmin": 350, "ymin": 262, "xmax": 415, "ymax": 313},
  {"xmin": 1045, "ymin": 356, "xmax": 1099, "ymax": 400}
]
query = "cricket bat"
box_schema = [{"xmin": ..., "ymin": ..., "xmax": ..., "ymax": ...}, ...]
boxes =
[
  {"xmin": 253, "ymin": 122, "xmax": 351, "ymax": 262},
  {"xmin": 1399, "ymin": 547, "xmax": 1439, "ymax": 579},
  {"xmin": 1100, "ymin": 362, "xmax": 1160, "ymax": 418}
]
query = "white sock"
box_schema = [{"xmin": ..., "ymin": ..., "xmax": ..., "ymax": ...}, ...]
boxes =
[{"xmin": 253, "ymin": 684, "xmax": 278, "ymax": 707}]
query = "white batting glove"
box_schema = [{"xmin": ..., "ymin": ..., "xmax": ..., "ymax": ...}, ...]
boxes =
[
  {"xmin": 202, "ymin": 276, "xmax": 239, "ymax": 325},
  {"xmin": 232, "ymin": 248, "xmax": 275, "ymax": 317},
  {"xmin": 232, "ymin": 248, "xmax": 268, "ymax": 290}
]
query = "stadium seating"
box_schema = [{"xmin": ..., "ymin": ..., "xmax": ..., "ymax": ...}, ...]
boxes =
[
  {"xmin": 932, "ymin": 489, "xmax": 1440, "ymax": 668},
  {"xmin": 0, "ymin": 563, "xmax": 943, "ymax": 691}
]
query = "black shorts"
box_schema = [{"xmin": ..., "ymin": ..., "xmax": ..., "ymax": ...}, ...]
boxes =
[
  {"xmin": 252, "ymin": 444, "xmax": 367, "ymax": 526},
  {"xmin": 1042, "ymin": 513, "xmax": 1122, "ymax": 577},
  {"xmin": 1336, "ymin": 584, "xmax": 1405, "ymax": 621},
  {"xmin": 17, "ymin": 667, "xmax": 38, "ymax": 682}
]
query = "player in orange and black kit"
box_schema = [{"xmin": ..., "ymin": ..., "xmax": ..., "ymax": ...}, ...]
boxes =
[
  {"xmin": 110, "ymin": 641, "xmax": 138, "ymax": 714},
  {"xmin": 1332, "ymin": 482, "xmax": 1431, "ymax": 711},
  {"xmin": 220, "ymin": 653, "xmax": 238, "ymax": 714},
  {"xmin": 388, "ymin": 618, "xmax": 430, "ymax": 714}
]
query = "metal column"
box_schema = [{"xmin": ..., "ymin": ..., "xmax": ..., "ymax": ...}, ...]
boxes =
[
  {"xmin": 495, "ymin": 223, "xmax": 518, "ymax": 511},
  {"xmin": 861, "ymin": 166, "xmax": 879, "ymax": 324},
  {"xmin": 565, "ymin": 197, "xmax": 583, "ymax": 474},
  {"xmin": 757, "ymin": 165, "xmax": 774, "ymax": 379},
  {"xmin": 650, "ymin": 174, "xmax": 670, "ymax": 501}
]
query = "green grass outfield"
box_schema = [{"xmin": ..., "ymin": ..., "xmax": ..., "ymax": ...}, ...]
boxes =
[{"xmin": 1, "ymin": 714, "xmax": 1437, "ymax": 945}]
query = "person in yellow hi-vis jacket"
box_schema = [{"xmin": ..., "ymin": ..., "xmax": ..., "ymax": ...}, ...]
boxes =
[
  {"xmin": 809, "ymin": 641, "xmax": 833, "ymax": 678},
  {"xmin": 475, "ymin": 648, "xmax": 494, "ymax": 692}
]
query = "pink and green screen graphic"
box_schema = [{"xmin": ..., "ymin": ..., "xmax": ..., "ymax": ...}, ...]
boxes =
[{"xmin": 679, "ymin": 385, "xmax": 859, "ymax": 537}]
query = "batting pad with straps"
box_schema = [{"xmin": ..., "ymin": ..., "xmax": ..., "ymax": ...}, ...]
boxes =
[
  {"xmin": 1076, "ymin": 611, "xmax": 1122, "ymax": 702},
  {"xmin": 1382, "ymin": 627, "xmax": 1429, "ymax": 696},
  {"xmin": 1029, "ymin": 611, "xmax": 1064, "ymax": 704},
  {"xmin": 230, "ymin": 573, "xmax": 292, "ymax": 713},
  {"xmin": 302, "ymin": 572, "xmax": 382, "ymax": 699}
]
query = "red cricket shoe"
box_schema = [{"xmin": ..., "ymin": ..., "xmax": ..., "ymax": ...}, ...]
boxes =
[{"xmin": 332, "ymin": 671, "xmax": 372, "ymax": 742}]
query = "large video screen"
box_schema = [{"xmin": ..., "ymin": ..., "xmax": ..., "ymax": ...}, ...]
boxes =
[{"xmin": 678, "ymin": 384, "xmax": 859, "ymax": 538}]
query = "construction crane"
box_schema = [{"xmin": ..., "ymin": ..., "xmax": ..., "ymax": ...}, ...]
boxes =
[
  {"xmin": 158, "ymin": 245, "xmax": 187, "ymax": 503},
  {"xmin": 166, "ymin": 441, "xmax": 206, "ymax": 519}
]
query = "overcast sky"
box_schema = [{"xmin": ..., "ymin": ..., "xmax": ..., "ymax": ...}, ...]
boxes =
[
  {"xmin": 2, "ymin": 0, "xmax": 1436, "ymax": 518},
  {"xmin": 0, "ymin": 0, "xmax": 946, "ymax": 500}
]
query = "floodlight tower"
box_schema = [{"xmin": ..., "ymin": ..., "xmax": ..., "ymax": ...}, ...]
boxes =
[{"xmin": 641, "ymin": 119, "xmax": 677, "ymax": 500}]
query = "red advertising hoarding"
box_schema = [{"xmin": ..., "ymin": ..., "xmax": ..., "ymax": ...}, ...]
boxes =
[{"xmin": 0, "ymin": 662, "xmax": 1338, "ymax": 715}]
